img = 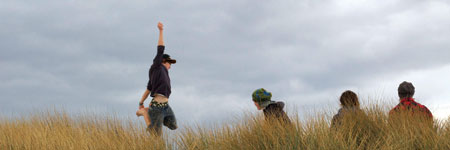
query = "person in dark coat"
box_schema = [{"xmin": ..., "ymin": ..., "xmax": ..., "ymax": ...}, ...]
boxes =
[
  {"xmin": 252, "ymin": 88, "xmax": 291, "ymax": 124},
  {"xmin": 331, "ymin": 90, "xmax": 373, "ymax": 149},
  {"xmin": 331, "ymin": 90, "xmax": 364, "ymax": 128},
  {"xmin": 136, "ymin": 22, "xmax": 178, "ymax": 136}
]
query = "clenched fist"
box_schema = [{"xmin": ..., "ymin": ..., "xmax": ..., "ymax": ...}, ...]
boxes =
[{"xmin": 158, "ymin": 22, "xmax": 163, "ymax": 30}]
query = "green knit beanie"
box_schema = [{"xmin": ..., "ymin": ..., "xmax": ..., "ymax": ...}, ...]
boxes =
[{"xmin": 252, "ymin": 88, "xmax": 272, "ymax": 108}]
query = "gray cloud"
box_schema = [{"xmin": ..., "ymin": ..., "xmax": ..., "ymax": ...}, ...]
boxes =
[{"xmin": 1, "ymin": 0, "xmax": 450, "ymax": 125}]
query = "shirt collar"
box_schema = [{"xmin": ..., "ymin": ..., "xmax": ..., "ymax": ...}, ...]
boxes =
[{"xmin": 400, "ymin": 97, "xmax": 415, "ymax": 103}]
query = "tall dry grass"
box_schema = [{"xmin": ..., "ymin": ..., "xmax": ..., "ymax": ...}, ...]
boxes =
[
  {"xmin": 0, "ymin": 110, "xmax": 169, "ymax": 150},
  {"xmin": 1, "ymin": 105, "xmax": 449, "ymax": 150}
]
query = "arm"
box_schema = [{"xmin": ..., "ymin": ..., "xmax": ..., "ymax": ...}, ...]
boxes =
[
  {"xmin": 158, "ymin": 22, "xmax": 164, "ymax": 46},
  {"xmin": 423, "ymin": 106, "xmax": 433, "ymax": 119},
  {"xmin": 331, "ymin": 114, "xmax": 338, "ymax": 128},
  {"xmin": 152, "ymin": 22, "xmax": 165, "ymax": 65},
  {"xmin": 139, "ymin": 89, "xmax": 151, "ymax": 109}
]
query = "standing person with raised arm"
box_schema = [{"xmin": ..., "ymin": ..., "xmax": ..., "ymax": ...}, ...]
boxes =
[{"xmin": 136, "ymin": 22, "xmax": 178, "ymax": 136}]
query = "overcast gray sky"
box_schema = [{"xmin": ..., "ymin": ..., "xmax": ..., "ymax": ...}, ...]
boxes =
[{"xmin": 1, "ymin": 0, "xmax": 450, "ymax": 127}]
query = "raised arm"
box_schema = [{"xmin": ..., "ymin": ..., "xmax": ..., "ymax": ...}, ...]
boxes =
[
  {"xmin": 158, "ymin": 22, "xmax": 164, "ymax": 46},
  {"xmin": 153, "ymin": 22, "xmax": 165, "ymax": 65}
]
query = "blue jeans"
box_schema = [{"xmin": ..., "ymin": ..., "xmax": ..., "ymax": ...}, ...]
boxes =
[{"xmin": 147, "ymin": 104, "xmax": 177, "ymax": 135}]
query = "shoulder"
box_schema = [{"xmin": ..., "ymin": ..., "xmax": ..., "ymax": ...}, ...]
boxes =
[
  {"xmin": 275, "ymin": 101, "xmax": 285, "ymax": 108},
  {"xmin": 268, "ymin": 101, "xmax": 285, "ymax": 109},
  {"xmin": 264, "ymin": 101, "xmax": 285, "ymax": 112},
  {"xmin": 332, "ymin": 109, "xmax": 341, "ymax": 120},
  {"xmin": 415, "ymin": 101, "xmax": 427, "ymax": 109},
  {"xmin": 391, "ymin": 103, "xmax": 403, "ymax": 111},
  {"xmin": 390, "ymin": 102, "xmax": 412, "ymax": 116},
  {"xmin": 335, "ymin": 108, "xmax": 343, "ymax": 115},
  {"xmin": 331, "ymin": 111, "xmax": 341, "ymax": 124},
  {"xmin": 418, "ymin": 102, "xmax": 432, "ymax": 113},
  {"xmin": 389, "ymin": 105, "xmax": 399, "ymax": 114},
  {"xmin": 333, "ymin": 108, "xmax": 350, "ymax": 118}
]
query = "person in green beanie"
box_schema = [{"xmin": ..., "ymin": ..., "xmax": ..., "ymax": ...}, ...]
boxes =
[{"xmin": 252, "ymin": 88, "xmax": 291, "ymax": 124}]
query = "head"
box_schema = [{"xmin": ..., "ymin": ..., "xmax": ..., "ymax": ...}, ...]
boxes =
[
  {"xmin": 162, "ymin": 54, "xmax": 176, "ymax": 70},
  {"xmin": 398, "ymin": 81, "xmax": 415, "ymax": 99},
  {"xmin": 252, "ymin": 88, "xmax": 272, "ymax": 110},
  {"xmin": 339, "ymin": 90, "xmax": 359, "ymax": 108}
]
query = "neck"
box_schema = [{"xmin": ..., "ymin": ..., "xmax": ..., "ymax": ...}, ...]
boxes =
[{"xmin": 400, "ymin": 97, "xmax": 414, "ymax": 101}]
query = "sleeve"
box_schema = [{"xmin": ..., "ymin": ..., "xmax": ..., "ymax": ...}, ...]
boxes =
[
  {"xmin": 275, "ymin": 101, "xmax": 291, "ymax": 124},
  {"xmin": 146, "ymin": 79, "xmax": 152, "ymax": 91},
  {"xmin": 331, "ymin": 114, "xmax": 339, "ymax": 128},
  {"xmin": 423, "ymin": 106, "xmax": 433, "ymax": 118},
  {"xmin": 389, "ymin": 105, "xmax": 399, "ymax": 116},
  {"xmin": 281, "ymin": 111, "xmax": 291, "ymax": 124},
  {"xmin": 152, "ymin": 46, "xmax": 165, "ymax": 67},
  {"xmin": 387, "ymin": 108, "xmax": 397, "ymax": 125}
]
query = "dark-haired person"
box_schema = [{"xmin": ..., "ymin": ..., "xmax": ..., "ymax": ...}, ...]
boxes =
[
  {"xmin": 389, "ymin": 81, "xmax": 433, "ymax": 125},
  {"xmin": 136, "ymin": 22, "xmax": 177, "ymax": 136},
  {"xmin": 331, "ymin": 90, "xmax": 365, "ymax": 128},
  {"xmin": 252, "ymin": 88, "xmax": 291, "ymax": 124},
  {"xmin": 331, "ymin": 91, "xmax": 373, "ymax": 149}
]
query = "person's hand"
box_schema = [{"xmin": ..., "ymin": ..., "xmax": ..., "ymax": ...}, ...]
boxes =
[
  {"xmin": 136, "ymin": 109, "xmax": 144, "ymax": 117},
  {"xmin": 139, "ymin": 105, "xmax": 144, "ymax": 109},
  {"xmin": 157, "ymin": 22, "xmax": 163, "ymax": 31}
]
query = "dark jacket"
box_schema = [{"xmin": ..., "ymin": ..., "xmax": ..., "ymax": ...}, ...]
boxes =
[
  {"xmin": 263, "ymin": 101, "xmax": 291, "ymax": 124},
  {"xmin": 331, "ymin": 107, "xmax": 365, "ymax": 128},
  {"xmin": 147, "ymin": 46, "xmax": 171, "ymax": 98}
]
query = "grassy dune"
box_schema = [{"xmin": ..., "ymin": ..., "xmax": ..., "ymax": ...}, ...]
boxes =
[{"xmin": 1, "ymin": 105, "xmax": 449, "ymax": 150}]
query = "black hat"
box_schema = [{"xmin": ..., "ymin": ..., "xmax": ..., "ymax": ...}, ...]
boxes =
[{"xmin": 163, "ymin": 54, "xmax": 176, "ymax": 64}]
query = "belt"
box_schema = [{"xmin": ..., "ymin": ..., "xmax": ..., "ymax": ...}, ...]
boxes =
[{"xmin": 151, "ymin": 99, "xmax": 168, "ymax": 107}]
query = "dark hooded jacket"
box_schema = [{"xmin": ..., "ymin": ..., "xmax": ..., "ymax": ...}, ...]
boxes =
[{"xmin": 263, "ymin": 101, "xmax": 291, "ymax": 124}]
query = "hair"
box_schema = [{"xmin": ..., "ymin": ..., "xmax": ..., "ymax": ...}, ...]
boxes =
[
  {"xmin": 398, "ymin": 81, "xmax": 415, "ymax": 99},
  {"xmin": 339, "ymin": 90, "xmax": 359, "ymax": 108}
]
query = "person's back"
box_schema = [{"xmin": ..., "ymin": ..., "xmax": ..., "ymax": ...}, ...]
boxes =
[
  {"xmin": 331, "ymin": 107, "xmax": 365, "ymax": 128},
  {"xmin": 388, "ymin": 81, "xmax": 433, "ymax": 126},
  {"xmin": 263, "ymin": 101, "xmax": 291, "ymax": 124},
  {"xmin": 389, "ymin": 98, "xmax": 433, "ymax": 119},
  {"xmin": 331, "ymin": 90, "xmax": 365, "ymax": 128},
  {"xmin": 331, "ymin": 90, "xmax": 373, "ymax": 148}
]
